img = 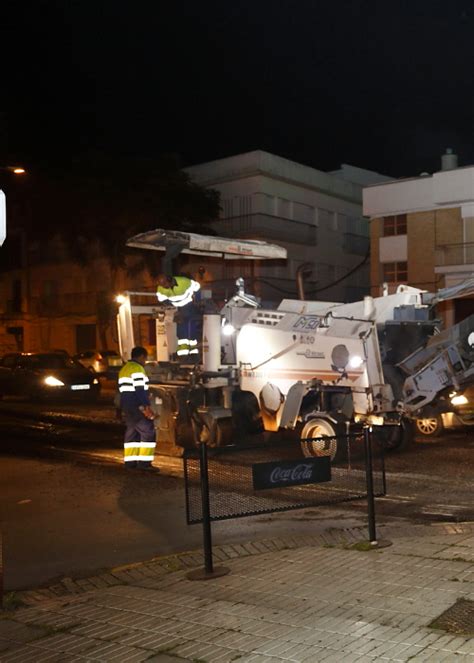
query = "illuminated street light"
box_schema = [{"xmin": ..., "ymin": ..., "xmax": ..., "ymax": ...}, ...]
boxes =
[{"xmin": 0, "ymin": 166, "xmax": 26, "ymax": 174}]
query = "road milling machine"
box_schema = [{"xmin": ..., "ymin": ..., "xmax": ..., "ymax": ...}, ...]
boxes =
[{"xmin": 117, "ymin": 229, "xmax": 474, "ymax": 459}]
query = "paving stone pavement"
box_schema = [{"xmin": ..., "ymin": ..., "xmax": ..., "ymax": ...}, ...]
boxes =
[{"xmin": 1, "ymin": 523, "xmax": 474, "ymax": 662}]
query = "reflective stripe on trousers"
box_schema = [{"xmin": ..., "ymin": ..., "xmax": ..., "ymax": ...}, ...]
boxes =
[
  {"xmin": 123, "ymin": 409, "xmax": 156, "ymax": 464},
  {"xmin": 124, "ymin": 442, "xmax": 156, "ymax": 463}
]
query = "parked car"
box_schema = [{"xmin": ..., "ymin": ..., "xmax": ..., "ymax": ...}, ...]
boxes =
[
  {"xmin": 0, "ymin": 352, "xmax": 101, "ymax": 401},
  {"xmin": 414, "ymin": 386, "xmax": 474, "ymax": 437},
  {"xmin": 74, "ymin": 350, "xmax": 123, "ymax": 374}
]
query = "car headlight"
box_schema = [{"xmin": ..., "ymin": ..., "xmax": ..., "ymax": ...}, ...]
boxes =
[
  {"xmin": 44, "ymin": 375, "xmax": 65, "ymax": 387},
  {"xmin": 450, "ymin": 394, "xmax": 468, "ymax": 406}
]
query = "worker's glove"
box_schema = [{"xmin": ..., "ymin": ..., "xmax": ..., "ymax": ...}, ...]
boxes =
[{"xmin": 140, "ymin": 405, "xmax": 156, "ymax": 420}]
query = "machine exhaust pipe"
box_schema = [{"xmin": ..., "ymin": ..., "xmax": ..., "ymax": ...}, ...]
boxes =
[{"xmin": 296, "ymin": 263, "xmax": 313, "ymax": 301}]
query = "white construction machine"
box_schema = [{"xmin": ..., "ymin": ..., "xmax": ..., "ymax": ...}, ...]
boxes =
[{"xmin": 117, "ymin": 229, "xmax": 474, "ymax": 459}]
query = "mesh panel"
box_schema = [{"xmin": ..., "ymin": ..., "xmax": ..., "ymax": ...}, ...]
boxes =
[{"xmin": 184, "ymin": 433, "xmax": 385, "ymax": 524}]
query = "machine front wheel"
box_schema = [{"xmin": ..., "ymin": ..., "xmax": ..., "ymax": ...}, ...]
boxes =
[
  {"xmin": 300, "ymin": 418, "xmax": 346, "ymax": 462},
  {"xmin": 376, "ymin": 420, "xmax": 413, "ymax": 452}
]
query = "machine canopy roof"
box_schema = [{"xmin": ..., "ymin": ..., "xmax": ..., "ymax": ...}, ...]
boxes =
[{"xmin": 126, "ymin": 229, "xmax": 287, "ymax": 260}]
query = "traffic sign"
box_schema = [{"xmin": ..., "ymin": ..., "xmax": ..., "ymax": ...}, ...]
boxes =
[{"xmin": 0, "ymin": 190, "xmax": 5, "ymax": 246}]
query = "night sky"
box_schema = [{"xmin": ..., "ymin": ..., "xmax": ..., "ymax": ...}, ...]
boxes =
[{"xmin": 3, "ymin": 0, "xmax": 474, "ymax": 177}]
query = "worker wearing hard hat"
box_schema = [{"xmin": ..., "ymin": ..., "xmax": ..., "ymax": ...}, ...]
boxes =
[{"xmin": 156, "ymin": 274, "xmax": 201, "ymax": 357}]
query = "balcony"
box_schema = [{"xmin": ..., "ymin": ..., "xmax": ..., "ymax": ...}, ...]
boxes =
[
  {"xmin": 31, "ymin": 292, "xmax": 99, "ymax": 317},
  {"xmin": 213, "ymin": 213, "xmax": 317, "ymax": 246},
  {"xmin": 435, "ymin": 242, "xmax": 474, "ymax": 269}
]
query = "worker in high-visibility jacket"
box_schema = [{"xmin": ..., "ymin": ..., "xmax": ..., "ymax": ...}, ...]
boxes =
[
  {"xmin": 156, "ymin": 274, "xmax": 201, "ymax": 357},
  {"xmin": 118, "ymin": 346, "xmax": 157, "ymax": 470}
]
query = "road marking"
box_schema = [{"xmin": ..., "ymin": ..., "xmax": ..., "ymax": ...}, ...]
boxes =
[{"xmin": 379, "ymin": 495, "xmax": 416, "ymax": 502}]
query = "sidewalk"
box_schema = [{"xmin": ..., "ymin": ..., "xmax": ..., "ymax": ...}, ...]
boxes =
[{"xmin": 1, "ymin": 522, "xmax": 473, "ymax": 662}]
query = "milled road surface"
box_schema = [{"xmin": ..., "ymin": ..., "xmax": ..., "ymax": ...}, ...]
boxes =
[{"xmin": 1, "ymin": 395, "xmax": 473, "ymax": 592}]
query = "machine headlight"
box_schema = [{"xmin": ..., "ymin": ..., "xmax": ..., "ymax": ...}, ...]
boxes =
[
  {"xmin": 222, "ymin": 319, "xmax": 236, "ymax": 336},
  {"xmin": 450, "ymin": 394, "xmax": 468, "ymax": 406},
  {"xmin": 44, "ymin": 375, "xmax": 65, "ymax": 387},
  {"xmin": 348, "ymin": 355, "xmax": 364, "ymax": 369}
]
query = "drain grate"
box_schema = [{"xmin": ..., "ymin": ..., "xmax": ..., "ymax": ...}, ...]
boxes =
[{"xmin": 430, "ymin": 598, "xmax": 474, "ymax": 636}]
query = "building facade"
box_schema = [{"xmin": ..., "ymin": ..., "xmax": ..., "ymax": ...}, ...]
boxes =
[
  {"xmin": 363, "ymin": 151, "xmax": 474, "ymax": 325},
  {"xmin": 186, "ymin": 151, "xmax": 390, "ymax": 305},
  {"xmin": 0, "ymin": 240, "xmax": 152, "ymax": 355},
  {"xmin": 0, "ymin": 150, "xmax": 390, "ymax": 355}
]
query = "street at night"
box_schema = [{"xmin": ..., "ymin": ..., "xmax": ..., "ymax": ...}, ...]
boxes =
[
  {"xmin": 1, "ymin": 399, "xmax": 473, "ymax": 592},
  {"xmin": 2, "ymin": 4, "xmax": 474, "ymax": 659}
]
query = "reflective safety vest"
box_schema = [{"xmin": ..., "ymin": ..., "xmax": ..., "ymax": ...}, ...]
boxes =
[
  {"xmin": 156, "ymin": 276, "xmax": 200, "ymax": 308},
  {"xmin": 118, "ymin": 360, "xmax": 150, "ymax": 410}
]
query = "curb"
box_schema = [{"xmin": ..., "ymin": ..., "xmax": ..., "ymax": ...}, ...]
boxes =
[{"xmin": 11, "ymin": 521, "xmax": 474, "ymax": 608}]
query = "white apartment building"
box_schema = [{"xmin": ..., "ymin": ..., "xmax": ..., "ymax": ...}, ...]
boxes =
[{"xmin": 186, "ymin": 150, "xmax": 391, "ymax": 304}]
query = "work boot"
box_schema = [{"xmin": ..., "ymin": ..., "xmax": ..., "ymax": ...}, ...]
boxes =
[{"xmin": 137, "ymin": 461, "xmax": 160, "ymax": 472}]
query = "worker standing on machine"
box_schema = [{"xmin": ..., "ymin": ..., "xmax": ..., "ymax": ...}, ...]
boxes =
[
  {"xmin": 118, "ymin": 346, "xmax": 158, "ymax": 470},
  {"xmin": 156, "ymin": 274, "xmax": 201, "ymax": 358}
]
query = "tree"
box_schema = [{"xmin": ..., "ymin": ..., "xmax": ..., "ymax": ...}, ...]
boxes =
[
  {"xmin": 29, "ymin": 152, "xmax": 220, "ymax": 274},
  {"xmin": 0, "ymin": 153, "xmax": 220, "ymax": 351}
]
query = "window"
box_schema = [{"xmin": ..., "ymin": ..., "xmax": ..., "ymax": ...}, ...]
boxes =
[
  {"xmin": 318, "ymin": 208, "xmax": 336, "ymax": 229},
  {"xmin": 347, "ymin": 216, "xmax": 368, "ymax": 236},
  {"xmin": 262, "ymin": 194, "xmax": 275, "ymax": 215},
  {"xmin": 238, "ymin": 195, "xmax": 252, "ymax": 216},
  {"xmin": 383, "ymin": 261, "xmax": 408, "ymax": 283},
  {"xmin": 383, "ymin": 214, "xmax": 407, "ymax": 236},
  {"xmin": 43, "ymin": 280, "xmax": 58, "ymax": 297},
  {"xmin": 278, "ymin": 198, "xmax": 291, "ymax": 218},
  {"xmin": 11, "ymin": 279, "xmax": 22, "ymax": 313},
  {"xmin": 338, "ymin": 213, "xmax": 348, "ymax": 233},
  {"xmin": 293, "ymin": 202, "xmax": 314, "ymax": 224},
  {"xmin": 220, "ymin": 199, "xmax": 234, "ymax": 219}
]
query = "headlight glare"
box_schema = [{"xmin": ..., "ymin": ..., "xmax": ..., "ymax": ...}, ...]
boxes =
[
  {"xmin": 222, "ymin": 322, "xmax": 236, "ymax": 336},
  {"xmin": 44, "ymin": 375, "xmax": 65, "ymax": 387},
  {"xmin": 450, "ymin": 394, "xmax": 468, "ymax": 406},
  {"xmin": 349, "ymin": 355, "xmax": 364, "ymax": 369}
]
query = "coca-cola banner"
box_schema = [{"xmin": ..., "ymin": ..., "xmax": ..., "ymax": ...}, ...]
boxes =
[{"xmin": 252, "ymin": 457, "xmax": 331, "ymax": 490}]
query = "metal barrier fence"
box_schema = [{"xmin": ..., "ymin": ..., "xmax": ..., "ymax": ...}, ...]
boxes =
[
  {"xmin": 183, "ymin": 428, "xmax": 386, "ymax": 579},
  {"xmin": 184, "ymin": 431, "xmax": 385, "ymax": 525}
]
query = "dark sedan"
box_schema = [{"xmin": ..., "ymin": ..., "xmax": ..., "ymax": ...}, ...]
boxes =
[{"xmin": 0, "ymin": 352, "xmax": 101, "ymax": 401}]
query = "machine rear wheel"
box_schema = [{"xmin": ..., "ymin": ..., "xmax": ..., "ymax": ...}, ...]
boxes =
[
  {"xmin": 414, "ymin": 415, "xmax": 443, "ymax": 438},
  {"xmin": 300, "ymin": 418, "xmax": 345, "ymax": 462}
]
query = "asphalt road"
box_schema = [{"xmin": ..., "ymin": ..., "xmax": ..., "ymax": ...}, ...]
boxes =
[
  {"xmin": 0, "ymin": 402, "xmax": 473, "ymax": 592},
  {"xmin": 0, "ymin": 453, "xmax": 369, "ymax": 591}
]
